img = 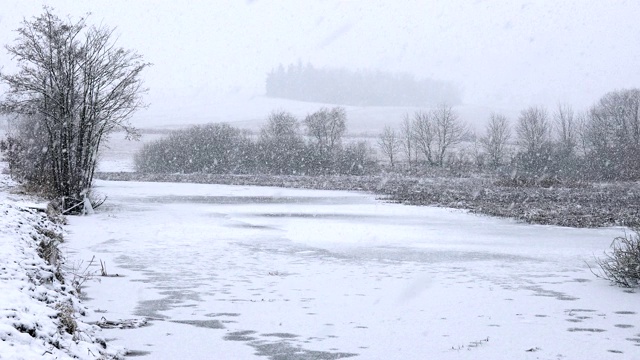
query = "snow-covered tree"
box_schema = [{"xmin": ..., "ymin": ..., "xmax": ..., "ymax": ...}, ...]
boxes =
[{"xmin": 0, "ymin": 8, "xmax": 149, "ymax": 212}]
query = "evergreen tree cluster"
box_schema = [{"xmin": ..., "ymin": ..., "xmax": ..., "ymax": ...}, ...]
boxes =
[{"xmin": 266, "ymin": 63, "xmax": 461, "ymax": 107}]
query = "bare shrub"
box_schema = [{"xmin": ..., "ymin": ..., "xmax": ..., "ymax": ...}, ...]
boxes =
[
  {"xmin": 592, "ymin": 230, "xmax": 640, "ymax": 288},
  {"xmin": 55, "ymin": 302, "xmax": 77, "ymax": 335},
  {"xmin": 66, "ymin": 255, "xmax": 99, "ymax": 295}
]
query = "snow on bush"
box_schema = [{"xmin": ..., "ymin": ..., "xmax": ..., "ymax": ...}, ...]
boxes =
[{"xmin": 0, "ymin": 200, "xmax": 121, "ymax": 359}]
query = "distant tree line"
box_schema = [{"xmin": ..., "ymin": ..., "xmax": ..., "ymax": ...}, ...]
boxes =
[
  {"xmin": 135, "ymin": 107, "xmax": 376, "ymax": 176},
  {"xmin": 266, "ymin": 62, "xmax": 461, "ymax": 107},
  {"xmin": 136, "ymin": 88, "xmax": 640, "ymax": 182},
  {"xmin": 379, "ymin": 88, "xmax": 640, "ymax": 182},
  {"xmin": 509, "ymin": 88, "xmax": 640, "ymax": 182}
]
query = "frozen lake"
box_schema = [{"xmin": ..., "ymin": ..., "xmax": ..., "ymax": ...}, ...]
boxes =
[{"xmin": 65, "ymin": 180, "xmax": 639, "ymax": 359}]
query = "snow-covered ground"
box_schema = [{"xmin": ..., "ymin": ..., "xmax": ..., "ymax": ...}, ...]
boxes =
[{"xmin": 63, "ymin": 179, "xmax": 639, "ymax": 359}]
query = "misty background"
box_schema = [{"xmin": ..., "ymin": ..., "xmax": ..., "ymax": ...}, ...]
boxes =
[{"xmin": 1, "ymin": 0, "xmax": 640, "ymax": 132}]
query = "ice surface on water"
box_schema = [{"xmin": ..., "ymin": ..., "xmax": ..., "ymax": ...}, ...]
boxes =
[{"xmin": 65, "ymin": 180, "xmax": 639, "ymax": 359}]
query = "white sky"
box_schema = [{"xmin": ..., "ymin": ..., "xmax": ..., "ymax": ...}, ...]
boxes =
[{"xmin": 1, "ymin": 0, "xmax": 640, "ymax": 121}]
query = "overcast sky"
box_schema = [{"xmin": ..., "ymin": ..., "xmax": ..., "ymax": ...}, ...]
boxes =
[{"xmin": 1, "ymin": 0, "xmax": 640, "ymax": 122}]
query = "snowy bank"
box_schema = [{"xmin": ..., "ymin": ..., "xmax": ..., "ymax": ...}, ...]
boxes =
[{"xmin": 0, "ymin": 165, "xmax": 121, "ymax": 359}]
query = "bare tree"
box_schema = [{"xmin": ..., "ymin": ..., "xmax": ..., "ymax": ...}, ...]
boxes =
[
  {"xmin": 0, "ymin": 8, "xmax": 149, "ymax": 212},
  {"xmin": 377, "ymin": 125, "xmax": 401, "ymax": 168},
  {"xmin": 575, "ymin": 110, "xmax": 590, "ymax": 157},
  {"xmin": 412, "ymin": 110, "xmax": 435, "ymax": 165},
  {"xmin": 400, "ymin": 113, "xmax": 415, "ymax": 167},
  {"xmin": 304, "ymin": 106, "xmax": 347, "ymax": 155},
  {"xmin": 261, "ymin": 111, "xmax": 300, "ymax": 140},
  {"xmin": 516, "ymin": 106, "xmax": 551, "ymax": 154},
  {"xmin": 553, "ymin": 103, "xmax": 577, "ymax": 155},
  {"xmin": 432, "ymin": 103, "xmax": 467, "ymax": 166},
  {"xmin": 480, "ymin": 113, "xmax": 511, "ymax": 168},
  {"xmin": 470, "ymin": 132, "xmax": 486, "ymax": 169},
  {"xmin": 584, "ymin": 88, "xmax": 640, "ymax": 179},
  {"xmin": 591, "ymin": 89, "xmax": 640, "ymax": 149}
]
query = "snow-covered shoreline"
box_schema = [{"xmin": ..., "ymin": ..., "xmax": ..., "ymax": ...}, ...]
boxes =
[{"xmin": 0, "ymin": 165, "xmax": 121, "ymax": 359}]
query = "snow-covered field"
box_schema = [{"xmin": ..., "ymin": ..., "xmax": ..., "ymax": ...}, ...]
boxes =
[
  {"xmin": 97, "ymin": 133, "xmax": 165, "ymax": 173},
  {"xmin": 131, "ymin": 95, "xmax": 501, "ymax": 134},
  {"xmin": 62, "ymin": 179, "xmax": 639, "ymax": 359}
]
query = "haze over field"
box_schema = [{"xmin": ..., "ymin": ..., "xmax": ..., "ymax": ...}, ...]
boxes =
[{"xmin": 1, "ymin": 0, "xmax": 640, "ymax": 129}]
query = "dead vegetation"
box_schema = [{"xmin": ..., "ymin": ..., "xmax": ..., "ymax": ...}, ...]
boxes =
[{"xmin": 591, "ymin": 229, "xmax": 640, "ymax": 288}]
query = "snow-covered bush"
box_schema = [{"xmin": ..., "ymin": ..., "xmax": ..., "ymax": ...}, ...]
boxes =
[
  {"xmin": 134, "ymin": 119, "xmax": 377, "ymax": 176},
  {"xmin": 135, "ymin": 123, "xmax": 255, "ymax": 174},
  {"xmin": 594, "ymin": 229, "xmax": 640, "ymax": 288}
]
